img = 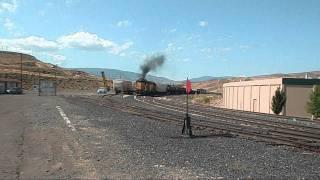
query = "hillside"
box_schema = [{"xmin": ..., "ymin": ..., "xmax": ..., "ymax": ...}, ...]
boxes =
[
  {"xmin": 189, "ymin": 76, "xmax": 232, "ymax": 83},
  {"xmin": 73, "ymin": 68, "xmax": 177, "ymax": 84},
  {"xmin": 191, "ymin": 71, "xmax": 320, "ymax": 93},
  {"xmin": 0, "ymin": 51, "xmax": 102, "ymax": 90},
  {"xmin": 252, "ymin": 71, "xmax": 320, "ymax": 79}
]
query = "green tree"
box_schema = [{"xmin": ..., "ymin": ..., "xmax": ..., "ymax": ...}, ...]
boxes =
[
  {"xmin": 271, "ymin": 87, "xmax": 286, "ymax": 115},
  {"xmin": 306, "ymin": 85, "xmax": 320, "ymax": 119}
]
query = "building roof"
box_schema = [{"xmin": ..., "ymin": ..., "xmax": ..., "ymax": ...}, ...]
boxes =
[
  {"xmin": 223, "ymin": 78, "xmax": 320, "ymax": 87},
  {"xmin": 223, "ymin": 78, "xmax": 283, "ymax": 87},
  {"xmin": 283, "ymin": 78, "xmax": 320, "ymax": 85},
  {"xmin": 0, "ymin": 78, "xmax": 21, "ymax": 82}
]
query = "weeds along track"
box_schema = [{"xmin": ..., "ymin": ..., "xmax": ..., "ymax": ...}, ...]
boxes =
[{"xmin": 81, "ymin": 96, "xmax": 320, "ymax": 152}]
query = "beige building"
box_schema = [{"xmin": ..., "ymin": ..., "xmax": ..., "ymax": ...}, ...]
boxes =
[{"xmin": 223, "ymin": 78, "xmax": 320, "ymax": 118}]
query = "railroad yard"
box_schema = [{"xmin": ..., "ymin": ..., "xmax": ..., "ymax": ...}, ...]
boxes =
[{"xmin": 1, "ymin": 93, "xmax": 320, "ymax": 179}]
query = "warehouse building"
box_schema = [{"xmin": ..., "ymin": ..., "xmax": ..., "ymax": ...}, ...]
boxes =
[
  {"xmin": 0, "ymin": 78, "xmax": 21, "ymax": 94},
  {"xmin": 223, "ymin": 78, "xmax": 320, "ymax": 118}
]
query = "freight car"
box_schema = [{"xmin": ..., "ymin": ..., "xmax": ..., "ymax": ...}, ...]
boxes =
[
  {"xmin": 167, "ymin": 85, "xmax": 186, "ymax": 95},
  {"xmin": 196, "ymin": 88, "xmax": 207, "ymax": 94},
  {"xmin": 113, "ymin": 80, "xmax": 133, "ymax": 94},
  {"xmin": 156, "ymin": 83, "xmax": 169, "ymax": 95}
]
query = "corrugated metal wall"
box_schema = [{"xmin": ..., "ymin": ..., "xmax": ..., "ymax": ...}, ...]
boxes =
[
  {"xmin": 223, "ymin": 84, "xmax": 280, "ymax": 114},
  {"xmin": 39, "ymin": 81, "xmax": 55, "ymax": 96}
]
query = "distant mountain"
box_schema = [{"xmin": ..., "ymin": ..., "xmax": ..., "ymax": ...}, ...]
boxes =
[
  {"xmin": 252, "ymin": 71, "xmax": 320, "ymax": 79},
  {"xmin": 189, "ymin": 76, "xmax": 232, "ymax": 83},
  {"xmin": 73, "ymin": 68, "xmax": 177, "ymax": 84},
  {"xmin": 190, "ymin": 71, "xmax": 320, "ymax": 83}
]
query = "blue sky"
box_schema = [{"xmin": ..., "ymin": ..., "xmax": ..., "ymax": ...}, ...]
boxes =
[{"xmin": 0, "ymin": 0, "xmax": 319, "ymax": 80}]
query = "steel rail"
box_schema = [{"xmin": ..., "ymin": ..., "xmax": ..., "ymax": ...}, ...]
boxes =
[
  {"xmin": 81, "ymin": 96, "xmax": 320, "ymax": 152},
  {"xmin": 164, "ymin": 96, "xmax": 320, "ymax": 123},
  {"xmin": 147, "ymin": 97, "xmax": 320, "ymax": 135},
  {"xmin": 150, "ymin": 97, "xmax": 320, "ymax": 129}
]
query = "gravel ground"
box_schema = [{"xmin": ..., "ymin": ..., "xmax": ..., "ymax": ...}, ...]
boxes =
[
  {"xmin": 63, "ymin": 95, "xmax": 320, "ymax": 179},
  {"xmin": 1, "ymin": 93, "xmax": 320, "ymax": 179}
]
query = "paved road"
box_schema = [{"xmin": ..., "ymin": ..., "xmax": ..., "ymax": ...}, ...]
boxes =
[
  {"xmin": 1, "ymin": 94, "xmax": 320, "ymax": 179},
  {"xmin": 0, "ymin": 95, "xmax": 97, "ymax": 179}
]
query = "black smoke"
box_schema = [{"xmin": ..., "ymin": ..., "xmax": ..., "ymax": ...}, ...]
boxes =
[{"xmin": 140, "ymin": 54, "xmax": 165, "ymax": 79}]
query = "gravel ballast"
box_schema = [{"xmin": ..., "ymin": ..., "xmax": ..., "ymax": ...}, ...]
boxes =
[{"xmin": 63, "ymin": 95, "xmax": 320, "ymax": 179}]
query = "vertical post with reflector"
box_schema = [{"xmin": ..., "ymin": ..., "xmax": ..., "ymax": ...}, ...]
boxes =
[{"xmin": 182, "ymin": 78, "xmax": 193, "ymax": 137}]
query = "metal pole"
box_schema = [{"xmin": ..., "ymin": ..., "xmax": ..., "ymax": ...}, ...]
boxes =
[
  {"xmin": 186, "ymin": 91, "xmax": 189, "ymax": 115},
  {"xmin": 20, "ymin": 53, "xmax": 22, "ymax": 90},
  {"xmin": 54, "ymin": 65, "xmax": 57, "ymax": 96},
  {"xmin": 38, "ymin": 71, "xmax": 40, "ymax": 96},
  {"xmin": 182, "ymin": 78, "xmax": 192, "ymax": 137}
]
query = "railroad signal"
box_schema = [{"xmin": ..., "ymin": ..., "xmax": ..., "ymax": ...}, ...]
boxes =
[{"xmin": 182, "ymin": 78, "xmax": 193, "ymax": 137}]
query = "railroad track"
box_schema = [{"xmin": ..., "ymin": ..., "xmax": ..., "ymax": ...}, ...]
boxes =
[
  {"xmin": 146, "ymin": 97, "xmax": 320, "ymax": 131},
  {"xmin": 80, "ymin": 95, "xmax": 320, "ymax": 152},
  {"xmin": 161, "ymin": 95, "xmax": 320, "ymax": 124}
]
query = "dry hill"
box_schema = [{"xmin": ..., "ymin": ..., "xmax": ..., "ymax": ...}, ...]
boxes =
[{"xmin": 0, "ymin": 51, "xmax": 102, "ymax": 91}]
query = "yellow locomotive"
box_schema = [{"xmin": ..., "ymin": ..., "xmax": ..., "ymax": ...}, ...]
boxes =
[{"xmin": 135, "ymin": 78, "xmax": 157, "ymax": 95}]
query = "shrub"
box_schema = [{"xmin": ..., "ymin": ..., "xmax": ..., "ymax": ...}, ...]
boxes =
[
  {"xmin": 306, "ymin": 85, "xmax": 320, "ymax": 119},
  {"xmin": 271, "ymin": 87, "xmax": 286, "ymax": 115}
]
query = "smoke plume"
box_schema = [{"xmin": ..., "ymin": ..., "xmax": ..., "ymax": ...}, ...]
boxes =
[{"xmin": 140, "ymin": 54, "xmax": 165, "ymax": 79}]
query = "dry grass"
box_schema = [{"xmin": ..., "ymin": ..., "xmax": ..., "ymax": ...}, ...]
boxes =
[
  {"xmin": 229, "ymin": 160, "xmax": 249, "ymax": 172},
  {"xmin": 191, "ymin": 94, "xmax": 222, "ymax": 106}
]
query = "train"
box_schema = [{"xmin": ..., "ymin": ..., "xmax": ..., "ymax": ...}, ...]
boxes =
[
  {"xmin": 102, "ymin": 78, "xmax": 206, "ymax": 96},
  {"xmin": 134, "ymin": 78, "xmax": 190, "ymax": 96}
]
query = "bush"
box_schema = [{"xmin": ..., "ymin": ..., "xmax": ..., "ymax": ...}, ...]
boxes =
[
  {"xmin": 271, "ymin": 87, "xmax": 286, "ymax": 115},
  {"xmin": 203, "ymin": 96, "xmax": 211, "ymax": 104},
  {"xmin": 307, "ymin": 85, "xmax": 320, "ymax": 119}
]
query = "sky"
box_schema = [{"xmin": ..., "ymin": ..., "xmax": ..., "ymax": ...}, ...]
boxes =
[{"xmin": 0, "ymin": 0, "xmax": 319, "ymax": 80}]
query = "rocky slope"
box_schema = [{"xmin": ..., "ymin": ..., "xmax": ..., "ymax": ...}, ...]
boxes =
[{"xmin": 0, "ymin": 51, "xmax": 102, "ymax": 91}]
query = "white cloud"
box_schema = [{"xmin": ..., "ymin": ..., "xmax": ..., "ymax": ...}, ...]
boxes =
[
  {"xmin": 3, "ymin": 17, "xmax": 14, "ymax": 30},
  {"xmin": 0, "ymin": 36, "xmax": 59, "ymax": 53},
  {"xmin": 116, "ymin": 20, "xmax": 131, "ymax": 28},
  {"xmin": 0, "ymin": 31, "xmax": 133, "ymax": 58},
  {"xmin": 48, "ymin": 53, "xmax": 66, "ymax": 61},
  {"xmin": 165, "ymin": 42, "xmax": 183, "ymax": 54},
  {"xmin": 47, "ymin": 53, "xmax": 66, "ymax": 65},
  {"xmin": 0, "ymin": 0, "xmax": 17, "ymax": 12},
  {"xmin": 199, "ymin": 21, "xmax": 208, "ymax": 27},
  {"xmin": 57, "ymin": 31, "xmax": 133, "ymax": 55}
]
